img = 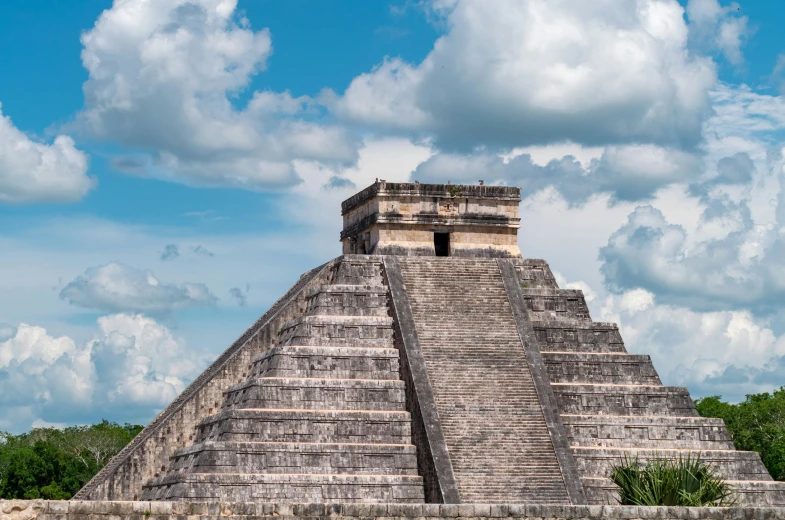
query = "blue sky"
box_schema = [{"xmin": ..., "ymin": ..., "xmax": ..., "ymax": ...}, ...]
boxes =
[{"xmin": 2, "ymin": 0, "xmax": 785, "ymax": 433}]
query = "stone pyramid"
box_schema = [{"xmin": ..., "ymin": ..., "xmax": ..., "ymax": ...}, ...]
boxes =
[{"xmin": 75, "ymin": 182, "xmax": 785, "ymax": 506}]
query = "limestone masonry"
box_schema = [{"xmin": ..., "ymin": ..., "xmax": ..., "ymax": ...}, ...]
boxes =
[
  {"xmin": 73, "ymin": 182, "xmax": 785, "ymax": 508},
  {"xmin": 340, "ymin": 182, "xmax": 521, "ymax": 258},
  {"xmin": 7, "ymin": 500, "xmax": 785, "ymax": 520}
]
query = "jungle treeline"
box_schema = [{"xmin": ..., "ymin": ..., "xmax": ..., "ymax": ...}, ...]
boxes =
[
  {"xmin": 696, "ymin": 388, "xmax": 785, "ymax": 482},
  {"xmin": 0, "ymin": 420, "xmax": 142, "ymax": 499}
]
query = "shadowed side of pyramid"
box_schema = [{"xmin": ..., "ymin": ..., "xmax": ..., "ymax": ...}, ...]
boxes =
[{"xmin": 139, "ymin": 257, "xmax": 424, "ymax": 503}]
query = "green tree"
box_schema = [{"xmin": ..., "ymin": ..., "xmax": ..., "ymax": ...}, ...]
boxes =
[
  {"xmin": 696, "ymin": 388, "xmax": 785, "ymax": 481},
  {"xmin": 0, "ymin": 420, "xmax": 143, "ymax": 499},
  {"xmin": 1, "ymin": 441, "xmax": 74, "ymax": 499}
]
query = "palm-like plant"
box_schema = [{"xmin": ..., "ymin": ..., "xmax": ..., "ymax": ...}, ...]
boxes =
[{"xmin": 609, "ymin": 454, "xmax": 737, "ymax": 506}]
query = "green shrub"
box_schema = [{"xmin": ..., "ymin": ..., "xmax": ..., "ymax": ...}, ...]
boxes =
[{"xmin": 610, "ymin": 454, "xmax": 737, "ymax": 506}]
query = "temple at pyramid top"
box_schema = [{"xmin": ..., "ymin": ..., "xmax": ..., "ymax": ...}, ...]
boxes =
[{"xmin": 340, "ymin": 181, "xmax": 522, "ymax": 258}]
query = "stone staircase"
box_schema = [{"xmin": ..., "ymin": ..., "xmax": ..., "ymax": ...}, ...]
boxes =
[
  {"xmin": 513, "ymin": 258, "xmax": 785, "ymax": 506},
  {"xmin": 397, "ymin": 257, "xmax": 571, "ymax": 504},
  {"xmin": 141, "ymin": 257, "xmax": 424, "ymax": 503}
]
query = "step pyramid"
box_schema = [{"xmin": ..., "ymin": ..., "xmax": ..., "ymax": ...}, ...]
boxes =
[{"xmin": 75, "ymin": 182, "xmax": 785, "ymax": 507}]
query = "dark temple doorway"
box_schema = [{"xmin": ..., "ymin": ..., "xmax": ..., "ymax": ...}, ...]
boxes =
[{"xmin": 434, "ymin": 233, "xmax": 450, "ymax": 257}]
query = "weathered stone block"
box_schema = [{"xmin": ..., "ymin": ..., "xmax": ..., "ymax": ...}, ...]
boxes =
[
  {"xmin": 489, "ymin": 505, "xmax": 508, "ymax": 518},
  {"xmin": 422, "ymin": 504, "xmax": 441, "ymax": 517},
  {"xmin": 440, "ymin": 504, "xmax": 460, "ymax": 517},
  {"xmin": 148, "ymin": 502, "xmax": 172, "ymax": 515},
  {"xmin": 67, "ymin": 501, "xmax": 96, "ymax": 514},
  {"xmin": 520, "ymin": 288, "xmax": 592, "ymax": 322},
  {"xmin": 48, "ymin": 501, "xmax": 70, "ymax": 514},
  {"xmin": 474, "ymin": 505, "xmax": 493, "ymax": 517}
]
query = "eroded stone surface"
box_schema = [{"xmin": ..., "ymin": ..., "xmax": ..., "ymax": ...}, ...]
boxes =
[
  {"xmin": 510, "ymin": 258, "xmax": 785, "ymax": 506},
  {"xmin": 140, "ymin": 256, "xmax": 425, "ymax": 503},
  {"xmin": 8, "ymin": 499, "xmax": 785, "ymax": 519},
  {"xmin": 340, "ymin": 182, "xmax": 522, "ymax": 258}
]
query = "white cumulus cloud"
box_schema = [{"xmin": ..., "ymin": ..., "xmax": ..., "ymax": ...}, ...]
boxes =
[
  {"xmin": 599, "ymin": 203, "xmax": 767, "ymax": 311},
  {"xmin": 0, "ymin": 323, "xmax": 93, "ymax": 427},
  {"xmin": 89, "ymin": 313, "xmax": 205, "ymax": 408},
  {"xmin": 594, "ymin": 287, "xmax": 785, "ymax": 402},
  {"xmin": 0, "ymin": 314, "xmax": 208, "ymax": 431},
  {"xmin": 599, "ymin": 155, "xmax": 785, "ymax": 314},
  {"xmin": 413, "ymin": 144, "xmax": 701, "ymax": 205},
  {"xmin": 59, "ymin": 262, "xmax": 217, "ymax": 314},
  {"xmin": 596, "ymin": 82, "xmax": 785, "ymax": 314},
  {"xmin": 686, "ymin": 0, "xmax": 750, "ymax": 66},
  {"xmin": 0, "ymin": 103, "xmax": 94, "ymax": 203},
  {"xmin": 333, "ymin": 0, "xmax": 716, "ymax": 151},
  {"xmin": 79, "ymin": 0, "xmax": 357, "ymax": 189}
]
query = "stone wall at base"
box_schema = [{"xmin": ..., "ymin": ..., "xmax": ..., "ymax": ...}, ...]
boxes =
[{"xmin": 4, "ymin": 500, "xmax": 785, "ymax": 520}]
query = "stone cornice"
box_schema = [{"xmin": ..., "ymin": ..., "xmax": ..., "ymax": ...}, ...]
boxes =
[
  {"xmin": 340, "ymin": 212, "xmax": 521, "ymax": 240},
  {"xmin": 341, "ymin": 182, "xmax": 521, "ymax": 215}
]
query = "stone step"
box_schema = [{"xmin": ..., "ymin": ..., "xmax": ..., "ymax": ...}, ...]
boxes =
[
  {"xmin": 305, "ymin": 284, "xmax": 389, "ymax": 296},
  {"xmin": 223, "ymin": 378, "xmax": 406, "ymax": 411},
  {"xmin": 410, "ymin": 316, "xmax": 523, "ymax": 322},
  {"xmin": 397, "ymin": 257, "xmax": 500, "ymax": 264},
  {"xmin": 552, "ymin": 384, "xmax": 697, "ymax": 416},
  {"xmin": 304, "ymin": 285, "xmax": 390, "ymax": 317},
  {"xmin": 573, "ymin": 447, "xmax": 772, "ymax": 481},
  {"xmin": 533, "ymin": 321, "xmax": 627, "ymax": 353},
  {"xmin": 414, "ymin": 334, "xmax": 524, "ymax": 342},
  {"xmin": 404, "ymin": 274, "xmax": 503, "ymax": 279},
  {"xmin": 404, "ymin": 280, "xmax": 504, "ymax": 286},
  {"xmin": 407, "ymin": 323, "xmax": 527, "ymax": 333},
  {"xmin": 141, "ymin": 472, "xmax": 425, "ymax": 502},
  {"xmin": 401, "ymin": 270, "xmax": 500, "ymax": 275},
  {"xmin": 400, "ymin": 275, "xmax": 503, "ymax": 282},
  {"xmin": 250, "ymin": 346, "xmax": 401, "ymax": 380},
  {"xmin": 407, "ymin": 289, "xmax": 506, "ymax": 295},
  {"xmin": 196, "ymin": 409, "xmax": 413, "ymax": 444},
  {"xmin": 579, "ymin": 476, "xmax": 621, "ymax": 505},
  {"xmin": 726, "ymin": 480, "xmax": 785, "ymax": 506},
  {"xmin": 542, "ymin": 353, "xmax": 662, "ymax": 385},
  {"xmin": 519, "ymin": 288, "xmax": 591, "ymax": 322},
  {"xmin": 561, "ymin": 414, "xmax": 734, "ymax": 449},
  {"xmin": 278, "ymin": 315, "xmax": 394, "ymax": 348},
  {"xmin": 169, "ymin": 441, "xmax": 419, "ymax": 475},
  {"xmin": 408, "ymin": 302, "xmax": 515, "ymax": 309},
  {"xmin": 431, "ymin": 390, "xmax": 542, "ymax": 407}
]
